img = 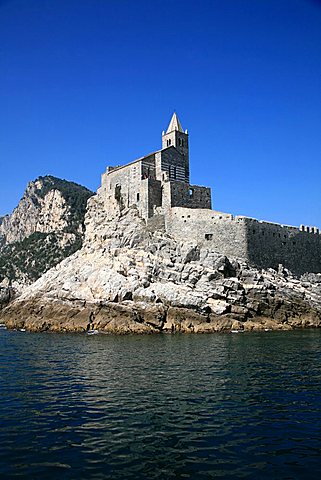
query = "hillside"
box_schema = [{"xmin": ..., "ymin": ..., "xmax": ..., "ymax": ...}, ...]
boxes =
[{"xmin": 0, "ymin": 175, "xmax": 93, "ymax": 285}]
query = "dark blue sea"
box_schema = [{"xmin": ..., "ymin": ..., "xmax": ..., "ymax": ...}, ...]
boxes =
[{"xmin": 1, "ymin": 328, "xmax": 321, "ymax": 479}]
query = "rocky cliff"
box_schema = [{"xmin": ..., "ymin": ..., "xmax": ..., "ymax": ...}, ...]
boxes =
[
  {"xmin": 0, "ymin": 176, "xmax": 93, "ymax": 286},
  {"xmin": 2, "ymin": 191, "xmax": 321, "ymax": 333}
]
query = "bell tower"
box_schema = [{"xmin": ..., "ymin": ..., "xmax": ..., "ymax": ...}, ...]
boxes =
[{"xmin": 162, "ymin": 113, "xmax": 189, "ymax": 182}]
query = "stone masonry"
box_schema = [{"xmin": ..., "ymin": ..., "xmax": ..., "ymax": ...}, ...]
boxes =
[
  {"xmin": 98, "ymin": 113, "xmax": 321, "ymax": 276},
  {"xmin": 98, "ymin": 113, "xmax": 211, "ymax": 220}
]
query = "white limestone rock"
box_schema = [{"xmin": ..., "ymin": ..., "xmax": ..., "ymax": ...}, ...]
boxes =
[{"xmin": 2, "ymin": 197, "xmax": 321, "ymax": 333}]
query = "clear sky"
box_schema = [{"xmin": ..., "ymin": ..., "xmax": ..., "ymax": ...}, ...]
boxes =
[{"xmin": 1, "ymin": 0, "xmax": 321, "ymax": 227}]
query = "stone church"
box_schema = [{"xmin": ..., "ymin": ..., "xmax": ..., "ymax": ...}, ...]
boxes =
[
  {"xmin": 98, "ymin": 113, "xmax": 321, "ymax": 276},
  {"xmin": 99, "ymin": 113, "xmax": 211, "ymax": 220}
]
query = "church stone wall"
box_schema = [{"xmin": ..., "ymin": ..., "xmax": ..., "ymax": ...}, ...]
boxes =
[
  {"xmin": 188, "ymin": 185, "xmax": 212, "ymax": 209},
  {"xmin": 166, "ymin": 183, "xmax": 211, "ymax": 210},
  {"xmin": 161, "ymin": 130, "xmax": 189, "ymax": 182},
  {"xmin": 140, "ymin": 178, "xmax": 162, "ymax": 219},
  {"xmin": 141, "ymin": 155, "xmax": 156, "ymax": 179},
  {"xmin": 101, "ymin": 161, "xmax": 143, "ymax": 216},
  {"xmin": 160, "ymin": 148, "xmax": 188, "ymax": 182}
]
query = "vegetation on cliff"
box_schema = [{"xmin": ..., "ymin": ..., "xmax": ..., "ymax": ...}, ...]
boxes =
[
  {"xmin": 0, "ymin": 175, "xmax": 93, "ymax": 285},
  {"xmin": 0, "ymin": 231, "xmax": 82, "ymax": 283}
]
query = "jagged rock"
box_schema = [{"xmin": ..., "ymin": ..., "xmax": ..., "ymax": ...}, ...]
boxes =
[
  {"xmin": 2, "ymin": 202, "xmax": 321, "ymax": 334},
  {"xmin": 207, "ymin": 299, "xmax": 230, "ymax": 315}
]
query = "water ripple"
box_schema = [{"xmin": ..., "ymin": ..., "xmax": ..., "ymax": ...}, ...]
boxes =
[{"xmin": 1, "ymin": 330, "xmax": 321, "ymax": 478}]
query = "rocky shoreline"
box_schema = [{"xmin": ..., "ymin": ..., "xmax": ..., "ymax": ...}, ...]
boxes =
[
  {"xmin": 1, "ymin": 206, "xmax": 321, "ymax": 334},
  {"xmin": 1, "ymin": 297, "xmax": 321, "ymax": 334}
]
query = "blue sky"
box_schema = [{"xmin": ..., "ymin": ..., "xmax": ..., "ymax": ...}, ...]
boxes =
[{"xmin": 1, "ymin": 0, "xmax": 321, "ymax": 227}]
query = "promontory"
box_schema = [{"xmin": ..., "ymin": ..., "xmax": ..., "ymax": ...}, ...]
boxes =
[{"xmin": 1, "ymin": 114, "xmax": 321, "ymax": 333}]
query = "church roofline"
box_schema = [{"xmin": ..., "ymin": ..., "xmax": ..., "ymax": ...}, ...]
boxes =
[
  {"xmin": 105, "ymin": 146, "xmax": 182, "ymax": 175},
  {"xmin": 106, "ymin": 151, "xmax": 159, "ymax": 174}
]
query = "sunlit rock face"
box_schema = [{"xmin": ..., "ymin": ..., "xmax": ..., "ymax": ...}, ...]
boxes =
[{"xmin": 0, "ymin": 175, "xmax": 93, "ymax": 286}]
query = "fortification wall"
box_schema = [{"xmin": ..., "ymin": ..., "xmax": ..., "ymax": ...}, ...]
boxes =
[
  {"xmin": 165, "ymin": 208, "xmax": 248, "ymax": 259},
  {"xmin": 244, "ymin": 218, "xmax": 321, "ymax": 275},
  {"xmin": 165, "ymin": 208, "xmax": 321, "ymax": 275}
]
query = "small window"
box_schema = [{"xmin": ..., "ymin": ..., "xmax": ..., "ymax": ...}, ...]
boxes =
[
  {"xmin": 115, "ymin": 184, "xmax": 121, "ymax": 200},
  {"xmin": 205, "ymin": 234, "xmax": 213, "ymax": 240},
  {"xmin": 189, "ymin": 188, "xmax": 194, "ymax": 198},
  {"xmin": 167, "ymin": 139, "xmax": 171, "ymax": 147},
  {"xmin": 137, "ymin": 193, "xmax": 140, "ymax": 201}
]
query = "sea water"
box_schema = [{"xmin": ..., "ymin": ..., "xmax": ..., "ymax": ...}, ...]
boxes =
[{"xmin": 1, "ymin": 328, "xmax": 321, "ymax": 479}]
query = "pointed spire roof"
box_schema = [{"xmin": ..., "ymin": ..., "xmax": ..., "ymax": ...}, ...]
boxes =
[{"xmin": 166, "ymin": 112, "xmax": 184, "ymax": 133}]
